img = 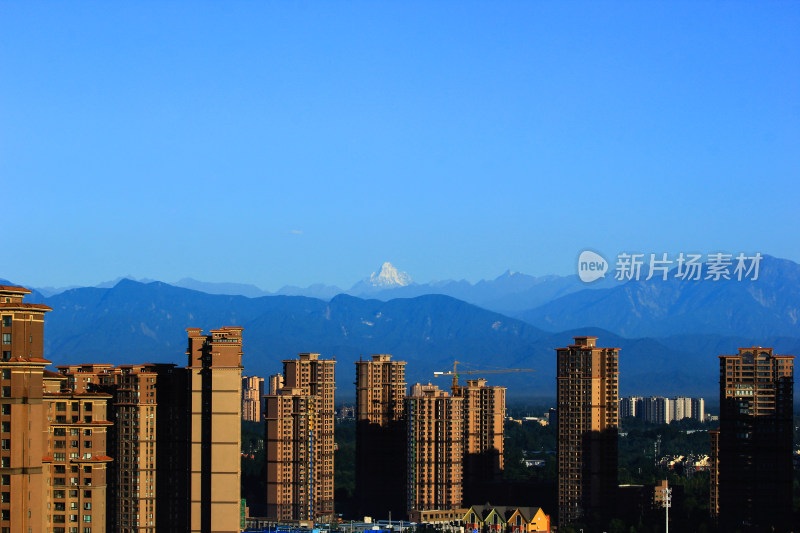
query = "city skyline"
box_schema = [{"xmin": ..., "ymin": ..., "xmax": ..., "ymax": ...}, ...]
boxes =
[{"xmin": 2, "ymin": 2, "xmax": 799, "ymax": 289}]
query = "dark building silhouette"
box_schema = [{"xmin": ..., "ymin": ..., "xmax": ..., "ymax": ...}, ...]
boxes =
[
  {"xmin": 556, "ymin": 336, "xmax": 619, "ymax": 528},
  {"xmin": 355, "ymin": 354, "xmax": 407, "ymax": 519},
  {"xmin": 713, "ymin": 347, "xmax": 794, "ymax": 531}
]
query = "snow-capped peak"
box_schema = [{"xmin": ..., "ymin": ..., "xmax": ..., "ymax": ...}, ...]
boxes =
[{"xmin": 368, "ymin": 262, "xmax": 413, "ymax": 288}]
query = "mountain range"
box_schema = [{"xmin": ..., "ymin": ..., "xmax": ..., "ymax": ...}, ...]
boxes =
[{"xmin": 6, "ymin": 254, "xmax": 800, "ymax": 401}]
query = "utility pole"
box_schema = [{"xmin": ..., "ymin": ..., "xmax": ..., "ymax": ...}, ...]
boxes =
[{"xmin": 663, "ymin": 486, "xmax": 672, "ymax": 533}]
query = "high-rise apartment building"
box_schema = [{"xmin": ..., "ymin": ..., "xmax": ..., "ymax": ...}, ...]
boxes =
[
  {"xmin": 355, "ymin": 354, "xmax": 407, "ymax": 519},
  {"xmin": 619, "ymin": 396, "xmax": 704, "ymax": 424},
  {"xmin": 642, "ymin": 397, "xmax": 671, "ymax": 425},
  {"xmin": 405, "ymin": 383, "xmax": 464, "ymax": 514},
  {"xmin": 242, "ymin": 376, "xmax": 265, "ymax": 422},
  {"xmin": 619, "ymin": 396, "xmax": 641, "ymax": 419},
  {"xmin": 186, "ymin": 327, "xmax": 244, "ymax": 533},
  {"xmin": 713, "ymin": 347, "xmax": 794, "ymax": 531},
  {"xmin": 556, "ymin": 337, "xmax": 619, "ymax": 528},
  {"xmin": 265, "ymin": 387, "xmax": 317, "ymax": 521},
  {"xmin": 42, "ymin": 371, "xmax": 113, "ymax": 533},
  {"xmin": 0, "ymin": 285, "xmax": 52, "ymax": 533},
  {"xmin": 708, "ymin": 429, "xmax": 719, "ymax": 518},
  {"xmin": 265, "ymin": 353, "xmax": 336, "ymax": 523},
  {"xmin": 57, "ymin": 363, "xmax": 189, "ymax": 533},
  {"xmin": 691, "ymin": 398, "xmax": 705, "ymax": 423},
  {"xmin": 452, "ymin": 378, "xmax": 505, "ymax": 505},
  {"xmin": 268, "ymin": 374, "xmax": 284, "ymax": 395}
]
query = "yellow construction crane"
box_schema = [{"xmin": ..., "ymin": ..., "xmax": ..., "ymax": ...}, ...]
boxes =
[{"xmin": 434, "ymin": 360, "xmax": 535, "ymax": 389}]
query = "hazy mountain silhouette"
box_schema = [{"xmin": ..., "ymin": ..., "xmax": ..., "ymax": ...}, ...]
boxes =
[{"xmin": 517, "ymin": 255, "xmax": 800, "ymax": 338}]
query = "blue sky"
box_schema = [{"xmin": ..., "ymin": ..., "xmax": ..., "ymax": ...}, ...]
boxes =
[{"xmin": 2, "ymin": 1, "xmax": 798, "ymax": 290}]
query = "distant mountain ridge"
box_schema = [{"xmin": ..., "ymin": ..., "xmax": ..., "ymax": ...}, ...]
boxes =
[
  {"xmin": 517, "ymin": 255, "xmax": 800, "ymax": 339},
  {"xmin": 26, "ymin": 262, "xmax": 607, "ymax": 314},
  {"xmin": 4, "ymin": 276, "xmax": 798, "ymax": 400}
]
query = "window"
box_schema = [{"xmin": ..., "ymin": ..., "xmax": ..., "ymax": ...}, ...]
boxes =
[
  {"xmin": 0, "ymin": 458, "xmax": 6, "ymax": 468},
  {"xmin": 1, "ymin": 475, "xmax": 10, "ymax": 485},
  {"xmin": 0, "ymin": 388, "xmax": 9, "ymax": 398},
  {"xmin": 1, "ymin": 317, "xmax": 10, "ymax": 327},
  {"xmin": 0, "ymin": 440, "xmax": 9, "ymax": 450},
  {"xmin": 56, "ymin": 403, "xmax": 66, "ymax": 412},
  {"xmin": 0, "ymin": 422, "xmax": 8, "ymax": 432},
  {"xmin": 83, "ymin": 502, "xmax": 91, "ymax": 510},
  {"xmin": 0, "ymin": 405, "xmax": 7, "ymax": 415},
  {"xmin": 1, "ymin": 334, "xmax": 9, "ymax": 345},
  {"xmin": 1, "ymin": 370, "xmax": 8, "ymax": 380},
  {"xmin": 82, "ymin": 515, "xmax": 91, "ymax": 523},
  {"xmin": 0, "ymin": 352, "xmax": 8, "ymax": 362},
  {"xmin": 0, "ymin": 493, "xmax": 7, "ymax": 503}
]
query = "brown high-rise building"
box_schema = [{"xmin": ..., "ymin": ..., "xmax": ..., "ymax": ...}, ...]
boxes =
[
  {"xmin": 355, "ymin": 354, "xmax": 407, "ymax": 518},
  {"xmin": 58, "ymin": 361, "xmax": 194, "ymax": 533},
  {"xmin": 452, "ymin": 378, "xmax": 505, "ymax": 505},
  {"xmin": 42, "ymin": 371, "xmax": 113, "ymax": 533},
  {"xmin": 713, "ymin": 347, "xmax": 794, "ymax": 531},
  {"xmin": 186, "ymin": 327, "xmax": 244, "ymax": 533},
  {"xmin": 265, "ymin": 387, "xmax": 317, "ymax": 521},
  {"xmin": 242, "ymin": 376, "xmax": 265, "ymax": 422},
  {"xmin": 265, "ymin": 353, "xmax": 336, "ymax": 523},
  {"xmin": 405, "ymin": 383, "xmax": 464, "ymax": 514},
  {"xmin": 556, "ymin": 337, "xmax": 619, "ymax": 528},
  {"xmin": 0, "ymin": 285, "xmax": 52, "ymax": 533}
]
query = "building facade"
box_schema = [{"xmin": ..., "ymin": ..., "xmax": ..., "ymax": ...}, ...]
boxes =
[
  {"xmin": 186, "ymin": 327, "xmax": 244, "ymax": 533},
  {"xmin": 355, "ymin": 354, "xmax": 407, "ymax": 519},
  {"xmin": 242, "ymin": 376, "xmax": 265, "ymax": 422},
  {"xmin": 405, "ymin": 383, "xmax": 464, "ymax": 514},
  {"xmin": 452, "ymin": 378, "xmax": 505, "ymax": 505},
  {"xmin": 42, "ymin": 371, "xmax": 113, "ymax": 533},
  {"xmin": 265, "ymin": 353, "xmax": 336, "ymax": 523},
  {"xmin": 265, "ymin": 388, "xmax": 317, "ymax": 522},
  {"xmin": 556, "ymin": 336, "xmax": 619, "ymax": 528},
  {"xmin": 713, "ymin": 347, "xmax": 794, "ymax": 531},
  {"xmin": 0, "ymin": 285, "xmax": 52, "ymax": 533}
]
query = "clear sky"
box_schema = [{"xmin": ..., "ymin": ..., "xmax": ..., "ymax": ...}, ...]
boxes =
[{"xmin": 2, "ymin": 1, "xmax": 798, "ymax": 290}]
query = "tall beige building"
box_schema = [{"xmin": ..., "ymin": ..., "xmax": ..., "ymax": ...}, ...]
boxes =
[
  {"xmin": 405, "ymin": 383, "xmax": 464, "ymax": 513},
  {"xmin": 268, "ymin": 374, "xmax": 284, "ymax": 395},
  {"xmin": 186, "ymin": 327, "xmax": 244, "ymax": 533},
  {"xmin": 556, "ymin": 337, "xmax": 619, "ymax": 528},
  {"xmin": 242, "ymin": 376, "xmax": 265, "ymax": 422},
  {"xmin": 265, "ymin": 353, "xmax": 336, "ymax": 523},
  {"xmin": 355, "ymin": 354, "xmax": 407, "ymax": 518},
  {"xmin": 452, "ymin": 378, "xmax": 505, "ymax": 505}
]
